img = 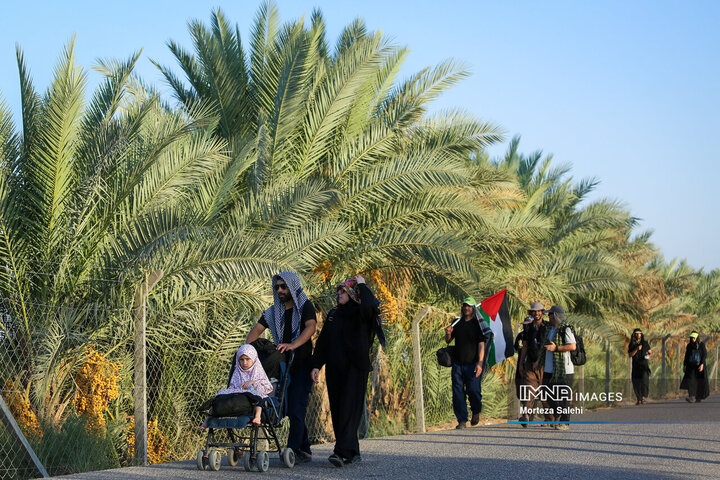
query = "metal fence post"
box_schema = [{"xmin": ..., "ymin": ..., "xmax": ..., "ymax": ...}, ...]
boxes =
[
  {"xmin": 513, "ymin": 325, "xmax": 522, "ymax": 417},
  {"xmin": 714, "ymin": 343, "xmax": 718, "ymax": 390},
  {"xmin": 0, "ymin": 394, "xmax": 49, "ymax": 478},
  {"xmin": 661, "ymin": 334, "xmax": 669, "ymax": 395},
  {"xmin": 577, "ymin": 364, "xmax": 585, "ymax": 409},
  {"xmin": 410, "ymin": 306, "xmax": 430, "ymax": 433},
  {"xmin": 626, "ymin": 355, "xmax": 632, "ymax": 400},
  {"xmin": 605, "ymin": 340, "xmax": 611, "ymax": 407},
  {"xmin": 133, "ymin": 270, "xmax": 163, "ymax": 466}
]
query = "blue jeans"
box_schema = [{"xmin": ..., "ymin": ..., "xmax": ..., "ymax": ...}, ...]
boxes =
[
  {"xmin": 286, "ymin": 369, "xmax": 313, "ymax": 454},
  {"xmin": 451, "ymin": 363, "xmax": 483, "ymax": 423}
]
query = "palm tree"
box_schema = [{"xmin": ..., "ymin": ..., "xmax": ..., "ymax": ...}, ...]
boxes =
[
  {"xmin": 155, "ymin": 4, "xmax": 507, "ymax": 305},
  {"xmin": 0, "ymin": 38, "xmax": 343, "ymax": 431}
]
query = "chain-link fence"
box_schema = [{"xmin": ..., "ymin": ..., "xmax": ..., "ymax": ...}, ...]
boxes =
[
  {"xmin": 0, "ymin": 296, "xmax": 135, "ymax": 479},
  {"xmin": 2, "ymin": 295, "xmax": 720, "ymax": 479}
]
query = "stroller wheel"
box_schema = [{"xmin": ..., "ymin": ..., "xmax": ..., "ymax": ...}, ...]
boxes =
[
  {"xmin": 256, "ymin": 450, "xmax": 270, "ymax": 472},
  {"xmin": 196, "ymin": 450, "xmax": 207, "ymax": 470},
  {"xmin": 281, "ymin": 448, "xmax": 295, "ymax": 468},
  {"xmin": 208, "ymin": 449, "xmax": 222, "ymax": 471},
  {"xmin": 243, "ymin": 451, "xmax": 253, "ymax": 472},
  {"xmin": 228, "ymin": 447, "xmax": 241, "ymax": 466}
]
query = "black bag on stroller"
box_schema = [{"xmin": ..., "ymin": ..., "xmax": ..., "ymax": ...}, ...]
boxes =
[{"xmin": 209, "ymin": 393, "xmax": 254, "ymax": 417}]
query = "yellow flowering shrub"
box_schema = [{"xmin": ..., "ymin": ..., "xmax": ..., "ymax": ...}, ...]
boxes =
[
  {"xmin": 3, "ymin": 380, "xmax": 43, "ymax": 438},
  {"xmin": 127, "ymin": 416, "xmax": 170, "ymax": 464},
  {"xmin": 73, "ymin": 350, "xmax": 120, "ymax": 433},
  {"xmin": 370, "ymin": 271, "xmax": 399, "ymax": 325},
  {"xmin": 313, "ymin": 259, "xmax": 334, "ymax": 284}
]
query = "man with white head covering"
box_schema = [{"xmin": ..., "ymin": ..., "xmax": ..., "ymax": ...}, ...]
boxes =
[{"xmin": 246, "ymin": 272, "xmax": 317, "ymax": 463}]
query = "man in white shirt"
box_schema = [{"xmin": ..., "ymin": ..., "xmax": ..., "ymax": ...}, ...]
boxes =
[{"xmin": 540, "ymin": 305, "xmax": 576, "ymax": 430}]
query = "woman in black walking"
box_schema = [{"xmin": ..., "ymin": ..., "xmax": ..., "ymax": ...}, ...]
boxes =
[
  {"xmin": 680, "ymin": 331, "xmax": 710, "ymax": 403},
  {"xmin": 311, "ymin": 275, "xmax": 379, "ymax": 467},
  {"xmin": 628, "ymin": 328, "xmax": 651, "ymax": 405}
]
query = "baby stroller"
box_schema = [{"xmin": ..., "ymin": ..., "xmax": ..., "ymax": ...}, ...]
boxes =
[{"xmin": 196, "ymin": 348, "xmax": 295, "ymax": 472}]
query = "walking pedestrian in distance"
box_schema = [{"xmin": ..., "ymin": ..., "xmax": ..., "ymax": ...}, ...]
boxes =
[
  {"xmin": 628, "ymin": 328, "xmax": 652, "ymax": 405},
  {"xmin": 680, "ymin": 331, "xmax": 709, "ymax": 403}
]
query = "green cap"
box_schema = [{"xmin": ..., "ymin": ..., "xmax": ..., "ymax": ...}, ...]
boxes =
[
  {"xmin": 462, "ymin": 296, "xmax": 476, "ymax": 306},
  {"xmin": 689, "ymin": 331, "xmax": 699, "ymax": 339}
]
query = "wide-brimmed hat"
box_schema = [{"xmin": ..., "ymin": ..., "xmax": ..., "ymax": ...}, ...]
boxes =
[{"xmin": 528, "ymin": 302, "xmax": 544, "ymax": 312}]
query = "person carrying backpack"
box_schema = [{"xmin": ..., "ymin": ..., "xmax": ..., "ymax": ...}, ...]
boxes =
[
  {"xmin": 540, "ymin": 305, "xmax": 576, "ymax": 430},
  {"xmin": 680, "ymin": 331, "xmax": 709, "ymax": 403},
  {"xmin": 517, "ymin": 302, "xmax": 548, "ymax": 426}
]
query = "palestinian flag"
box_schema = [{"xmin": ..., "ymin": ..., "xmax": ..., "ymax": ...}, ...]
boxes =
[{"xmin": 478, "ymin": 289, "xmax": 514, "ymax": 367}]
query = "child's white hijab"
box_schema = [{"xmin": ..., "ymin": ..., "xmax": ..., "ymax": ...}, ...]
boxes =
[{"xmin": 217, "ymin": 344, "xmax": 273, "ymax": 398}]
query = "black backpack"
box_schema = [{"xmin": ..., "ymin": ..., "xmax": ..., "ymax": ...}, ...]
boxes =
[
  {"xmin": 687, "ymin": 347, "xmax": 701, "ymax": 367},
  {"xmin": 562, "ymin": 324, "xmax": 586, "ymax": 366}
]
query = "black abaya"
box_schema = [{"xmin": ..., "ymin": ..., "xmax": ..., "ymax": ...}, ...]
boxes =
[
  {"xmin": 312, "ymin": 283, "xmax": 378, "ymax": 460},
  {"xmin": 680, "ymin": 340, "xmax": 710, "ymax": 400}
]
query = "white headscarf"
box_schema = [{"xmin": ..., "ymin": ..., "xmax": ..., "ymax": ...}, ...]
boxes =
[{"xmin": 217, "ymin": 344, "xmax": 273, "ymax": 398}]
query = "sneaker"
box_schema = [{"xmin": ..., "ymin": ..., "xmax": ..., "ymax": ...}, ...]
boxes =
[
  {"xmin": 635, "ymin": 400, "xmax": 640, "ymax": 405},
  {"xmin": 556, "ymin": 424, "xmax": 569, "ymax": 431},
  {"xmin": 686, "ymin": 396, "xmax": 695, "ymax": 403},
  {"xmin": 518, "ymin": 416, "xmax": 528, "ymax": 428},
  {"xmin": 328, "ymin": 454, "xmax": 344, "ymax": 468},
  {"xmin": 343, "ymin": 455, "xmax": 362, "ymax": 465},
  {"xmin": 470, "ymin": 413, "xmax": 480, "ymax": 426},
  {"xmin": 294, "ymin": 450, "xmax": 312, "ymax": 464},
  {"xmin": 455, "ymin": 422, "xmax": 467, "ymax": 429},
  {"xmin": 641, "ymin": 398, "xmax": 647, "ymax": 404}
]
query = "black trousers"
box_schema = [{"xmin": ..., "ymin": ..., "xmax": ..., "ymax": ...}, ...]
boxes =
[
  {"xmin": 541, "ymin": 373, "xmax": 574, "ymax": 423},
  {"xmin": 325, "ymin": 363, "xmax": 369, "ymax": 459},
  {"xmin": 631, "ymin": 370, "xmax": 649, "ymax": 400}
]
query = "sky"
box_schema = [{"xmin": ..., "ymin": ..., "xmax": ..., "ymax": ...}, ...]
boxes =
[{"xmin": 1, "ymin": 0, "xmax": 718, "ymax": 270}]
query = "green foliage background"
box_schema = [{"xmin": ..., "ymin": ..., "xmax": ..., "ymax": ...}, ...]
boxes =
[{"xmin": 0, "ymin": 2, "xmax": 718, "ymax": 476}]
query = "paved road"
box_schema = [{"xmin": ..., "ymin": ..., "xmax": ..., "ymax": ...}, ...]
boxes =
[{"xmin": 56, "ymin": 395, "xmax": 720, "ymax": 480}]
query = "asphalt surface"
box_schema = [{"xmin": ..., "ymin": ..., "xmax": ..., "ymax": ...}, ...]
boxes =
[{"xmin": 55, "ymin": 395, "xmax": 720, "ymax": 480}]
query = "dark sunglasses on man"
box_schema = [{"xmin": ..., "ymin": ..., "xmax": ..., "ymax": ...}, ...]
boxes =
[{"xmin": 274, "ymin": 283, "xmax": 289, "ymax": 291}]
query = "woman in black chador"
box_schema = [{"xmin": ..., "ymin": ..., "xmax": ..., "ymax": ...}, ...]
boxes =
[
  {"xmin": 311, "ymin": 275, "xmax": 379, "ymax": 468},
  {"xmin": 628, "ymin": 328, "xmax": 652, "ymax": 405},
  {"xmin": 680, "ymin": 331, "xmax": 710, "ymax": 403}
]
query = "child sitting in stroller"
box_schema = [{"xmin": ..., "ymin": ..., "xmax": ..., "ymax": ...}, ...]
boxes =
[
  {"xmin": 202, "ymin": 344, "xmax": 273, "ymax": 427},
  {"xmin": 197, "ymin": 342, "xmax": 295, "ymax": 472}
]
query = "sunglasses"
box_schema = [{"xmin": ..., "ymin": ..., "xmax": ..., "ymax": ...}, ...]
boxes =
[{"xmin": 274, "ymin": 283, "xmax": 289, "ymax": 291}]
